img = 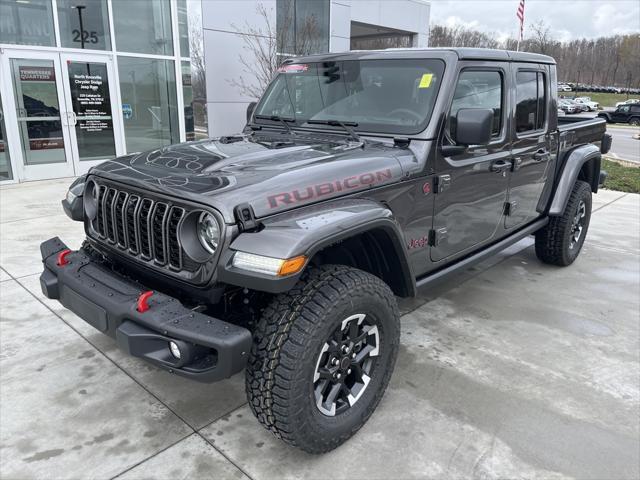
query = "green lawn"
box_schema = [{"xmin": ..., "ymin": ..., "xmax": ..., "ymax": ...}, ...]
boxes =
[{"xmin": 601, "ymin": 158, "xmax": 640, "ymax": 193}]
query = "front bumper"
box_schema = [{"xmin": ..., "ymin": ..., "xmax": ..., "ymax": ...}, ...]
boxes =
[{"xmin": 39, "ymin": 237, "xmax": 252, "ymax": 382}]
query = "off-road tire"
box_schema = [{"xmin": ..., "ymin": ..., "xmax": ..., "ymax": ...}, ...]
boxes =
[
  {"xmin": 629, "ymin": 117, "xmax": 640, "ymax": 126},
  {"xmin": 245, "ymin": 265, "xmax": 400, "ymax": 453},
  {"xmin": 535, "ymin": 180, "xmax": 592, "ymax": 266}
]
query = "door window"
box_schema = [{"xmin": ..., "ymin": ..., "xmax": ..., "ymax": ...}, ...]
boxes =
[
  {"xmin": 448, "ymin": 70, "xmax": 503, "ymax": 141},
  {"xmin": 66, "ymin": 61, "xmax": 116, "ymax": 161},
  {"xmin": 515, "ymin": 71, "xmax": 547, "ymax": 133},
  {"xmin": 10, "ymin": 59, "xmax": 67, "ymax": 166}
]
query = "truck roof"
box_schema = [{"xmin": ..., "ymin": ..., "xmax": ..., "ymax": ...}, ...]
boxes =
[{"xmin": 288, "ymin": 47, "xmax": 556, "ymax": 65}]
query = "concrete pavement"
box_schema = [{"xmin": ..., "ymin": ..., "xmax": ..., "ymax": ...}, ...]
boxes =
[{"xmin": 1, "ymin": 179, "xmax": 639, "ymax": 479}]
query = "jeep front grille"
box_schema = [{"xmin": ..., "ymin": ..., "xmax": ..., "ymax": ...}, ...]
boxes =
[{"xmin": 91, "ymin": 184, "xmax": 190, "ymax": 272}]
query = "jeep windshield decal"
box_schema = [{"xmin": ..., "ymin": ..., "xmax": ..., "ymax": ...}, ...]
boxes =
[{"xmin": 255, "ymin": 59, "xmax": 445, "ymax": 136}]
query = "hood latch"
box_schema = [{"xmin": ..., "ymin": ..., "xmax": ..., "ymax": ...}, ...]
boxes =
[{"xmin": 234, "ymin": 203, "xmax": 261, "ymax": 232}]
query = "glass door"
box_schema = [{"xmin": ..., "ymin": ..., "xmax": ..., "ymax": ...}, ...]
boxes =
[
  {"xmin": 60, "ymin": 53, "xmax": 124, "ymax": 174},
  {"xmin": 0, "ymin": 49, "xmax": 75, "ymax": 181}
]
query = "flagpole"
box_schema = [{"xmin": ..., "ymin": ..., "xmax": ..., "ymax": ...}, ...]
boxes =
[{"xmin": 516, "ymin": 0, "xmax": 525, "ymax": 51}]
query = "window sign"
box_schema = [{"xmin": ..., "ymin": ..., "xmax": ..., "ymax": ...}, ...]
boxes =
[
  {"xmin": 67, "ymin": 61, "xmax": 115, "ymax": 161},
  {"xmin": 57, "ymin": 0, "xmax": 111, "ymax": 50},
  {"xmin": 122, "ymin": 104, "xmax": 133, "ymax": 120}
]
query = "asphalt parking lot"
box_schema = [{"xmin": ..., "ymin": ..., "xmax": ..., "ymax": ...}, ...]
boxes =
[{"xmin": 1, "ymin": 179, "xmax": 639, "ymax": 480}]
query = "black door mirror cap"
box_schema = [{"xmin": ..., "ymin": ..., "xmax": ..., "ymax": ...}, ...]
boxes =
[{"xmin": 454, "ymin": 108, "xmax": 494, "ymax": 147}]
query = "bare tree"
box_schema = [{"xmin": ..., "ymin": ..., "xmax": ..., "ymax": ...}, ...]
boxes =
[{"xmin": 227, "ymin": 4, "xmax": 320, "ymax": 99}]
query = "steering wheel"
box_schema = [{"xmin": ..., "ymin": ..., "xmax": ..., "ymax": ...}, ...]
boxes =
[{"xmin": 388, "ymin": 108, "xmax": 422, "ymax": 123}]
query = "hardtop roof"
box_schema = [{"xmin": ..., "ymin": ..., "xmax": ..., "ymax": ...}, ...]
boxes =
[{"xmin": 285, "ymin": 47, "xmax": 556, "ymax": 65}]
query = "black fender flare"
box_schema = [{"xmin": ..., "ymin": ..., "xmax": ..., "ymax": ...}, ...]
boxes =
[
  {"xmin": 548, "ymin": 144, "xmax": 601, "ymax": 216},
  {"xmin": 217, "ymin": 198, "xmax": 415, "ymax": 296}
]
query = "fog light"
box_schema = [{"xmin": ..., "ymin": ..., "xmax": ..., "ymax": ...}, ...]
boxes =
[{"xmin": 169, "ymin": 341, "xmax": 181, "ymax": 359}]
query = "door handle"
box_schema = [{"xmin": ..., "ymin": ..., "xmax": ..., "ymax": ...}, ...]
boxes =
[
  {"xmin": 533, "ymin": 150, "xmax": 550, "ymax": 162},
  {"xmin": 490, "ymin": 159, "xmax": 511, "ymax": 173}
]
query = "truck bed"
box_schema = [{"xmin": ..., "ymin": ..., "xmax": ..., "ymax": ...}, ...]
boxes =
[{"xmin": 558, "ymin": 116, "xmax": 607, "ymax": 151}]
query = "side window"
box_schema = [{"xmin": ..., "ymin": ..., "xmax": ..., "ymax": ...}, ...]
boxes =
[
  {"xmin": 449, "ymin": 70, "xmax": 503, "ymax": 141},
  {"xmin": 515, "ymin": 71, "xmax": 547, "ymax": 133},
  {"xmin": 631, "ymin": 105, "xmax": 640, "ymax": 114}
]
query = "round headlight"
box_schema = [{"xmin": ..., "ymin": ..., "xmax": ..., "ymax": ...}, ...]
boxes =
[{"xmin": 197, "ymin": 212, "xmax": 220, "ymax": 254}]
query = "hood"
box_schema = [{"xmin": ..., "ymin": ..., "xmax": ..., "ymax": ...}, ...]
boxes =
[{"xmin": 90, "ymin": 132, "xmax": 408, "ymax": 222}]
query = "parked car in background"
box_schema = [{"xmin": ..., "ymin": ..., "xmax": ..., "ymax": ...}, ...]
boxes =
[
  {"xmin": 558, "ymin": 84, "xmax": 572, "ymax": 92},
  {"xmin": 615, "ymin": 99, "xmax": 640, "ymax": 108},
  {"xmin": 598, "ymin": 104, "xmax": 640, "ymax": 125},
  {"xmin": 559, "ymin": 99, "xmax": 580, "ymax": 114},
  {"xmin": 573, "ymin": 97, "xmax": 599, "ymax": 111}
]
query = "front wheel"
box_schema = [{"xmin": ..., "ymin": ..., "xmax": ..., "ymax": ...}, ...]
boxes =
[
  {"xmin": 535, "ymin": 180, "xmax": 592, "ymax": 266},
  {"xmin": 245, "ymin": 265, "xmax": 400, "ymax": 453}
]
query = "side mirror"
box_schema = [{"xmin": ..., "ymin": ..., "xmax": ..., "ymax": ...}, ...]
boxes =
[
  {"xmin": 454, "ymin": 108, "xmax": 494, "ymax": 146},
  {"xmin": 246, "ymin": 101, "xmax": 257, "ymax": 123}
]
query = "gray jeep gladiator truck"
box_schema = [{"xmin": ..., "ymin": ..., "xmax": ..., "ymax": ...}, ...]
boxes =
[{"xmin": 41, "ymin": 48, "xmax": 611, "ymax": 453}]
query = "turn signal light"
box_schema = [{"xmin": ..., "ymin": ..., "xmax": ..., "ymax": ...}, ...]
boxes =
[{"xmin": 278, "ymin": 255, "xmax": 307, "ymax": 276}]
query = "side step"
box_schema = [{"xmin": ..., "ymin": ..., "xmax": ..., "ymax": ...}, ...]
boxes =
[{"xmin": 416, "ymin": 218, "xmax": 548, "ymax": 290}]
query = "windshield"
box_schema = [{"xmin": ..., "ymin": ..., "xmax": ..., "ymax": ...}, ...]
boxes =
[{"xmin": 254, "ymin": 59, "xmax": 445, "ymax": 135}]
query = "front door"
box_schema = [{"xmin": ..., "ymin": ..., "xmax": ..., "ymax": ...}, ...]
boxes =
[
  {"xmin": 506, "ymin": 64, "xmax": 552, "ymax": 229},
  {"xmin": 431, "ymin": 65, "xmax": 511, "ymax": 262},
  {"xmin": 0, "ymin": 49, "xmax": 122, "ymax": 181}
]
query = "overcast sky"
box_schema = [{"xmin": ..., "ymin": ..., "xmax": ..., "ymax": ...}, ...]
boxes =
[{"xmin": 430, "ymin": 0, "xmax": 640, "ymax": 42}]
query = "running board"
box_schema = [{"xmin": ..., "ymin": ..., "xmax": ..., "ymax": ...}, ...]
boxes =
[{"xmin": 415, "ymin": 218, "xmax": 548, "ymax": 290}]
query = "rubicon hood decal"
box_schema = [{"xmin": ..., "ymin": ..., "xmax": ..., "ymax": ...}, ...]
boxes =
[{"xmin": 90, "ymin": 133, "xmax": 408, "ymax": 221}]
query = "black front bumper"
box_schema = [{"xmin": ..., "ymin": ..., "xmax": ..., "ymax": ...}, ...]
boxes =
[{"xmin": 39, "ymin": 237, "xmax": 252, "ymax": 382}]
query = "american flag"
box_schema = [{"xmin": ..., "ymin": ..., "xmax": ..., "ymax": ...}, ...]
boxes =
[{"xmin": 516, "ymin": 0, "xmax": 526, "ymax": 42}]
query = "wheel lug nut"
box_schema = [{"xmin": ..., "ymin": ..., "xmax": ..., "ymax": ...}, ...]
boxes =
[
  {"xmin": 331, "ymin": 358, "xmax": 339, "ymax": 366},
  {"xmin": 335, "ymin": 373, "xmax": 341, "ymax": 379},
  {"xmin": 347, "ymin": 368, "xmax": 351, "ymax": 374},
  {"xmin": 351, "ymin": 352, "xmax": 356, "ymax": 359},
  {"xmin": 342, "ymin": 345, "xmax": 349, "ymax": 354}
]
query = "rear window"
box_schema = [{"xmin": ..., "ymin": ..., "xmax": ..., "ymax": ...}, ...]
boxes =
[{"xmin": 515, "ymin": 71, "xmax": 547, "ymax": 133}]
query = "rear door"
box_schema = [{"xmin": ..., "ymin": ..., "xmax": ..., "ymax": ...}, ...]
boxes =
[
  {"xmin": 505, "ymin": 64, "xmax": 552, "ymax": 229},
  {"xmin": 430, "ymin": 63, "xmax": 510, "ymax": 262}
]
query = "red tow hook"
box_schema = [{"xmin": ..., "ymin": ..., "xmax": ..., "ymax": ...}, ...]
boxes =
[
  {"xmin": 56, "ymin": 249, "xmax": 72, "ymax": 266},
  {"xmin": 136, "ymin": 291, "xmax": 154, "ymax": 313}
]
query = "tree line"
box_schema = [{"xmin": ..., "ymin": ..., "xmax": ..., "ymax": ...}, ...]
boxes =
[{"xmin": 429, "ymin": 23, "xmax": 640, "ymax": 88}]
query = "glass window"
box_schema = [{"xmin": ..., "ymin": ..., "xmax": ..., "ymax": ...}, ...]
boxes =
[
  {"xmin": 177, "ymin": 0, "xmax": 189, "ymax": 57},
  {"xmin": 66, "ymin": 61, "xmax": 116, "ymax": 161},
  {"xmin": 118, "ymin": 57, "xmax": 179, "ymax": 153},
  {"xmin": 0, "ymin": 0, "xmax": 55, "ymax": 46},
  {"xmin": 10, "ymin": 59, "xmax": 67, "ymax": 165},
  {"xmin": 448, "ymin": 70, "xmax": 503, "ymax": 141},
  {"xmin": 516, "ymin": 71, "xmax": 547, "ymax": 133},
  {"xmin": 112, "ymin": 0, "xmax": 173, "ymax": 55},
  {"xmin": 277, "ymin": 0, "xmax": 329, "ymax": 55},
  {"xmin": 0, "ymin": 91, "xmax": 14, "ymax": 181},
  {"xmin": 182, "ymin": 62, "xmax": 195, "ymax": 141},
  {"xmin": 57, "ymin": 0, "xmax": 111, "ymax": 50},
  {"xmin": 255, "ymin": 59, "xmax": 444, "ymax": 135}
]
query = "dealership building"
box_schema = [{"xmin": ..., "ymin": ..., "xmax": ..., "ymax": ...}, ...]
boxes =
[{"xmin": 0, "ymin": 0, "xmax": 430, "ymax": 184}]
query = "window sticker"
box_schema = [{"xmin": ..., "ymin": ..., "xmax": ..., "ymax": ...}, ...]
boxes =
[
  {"xmin": 277, "ymin": 64, "xmax": 309, "ymax": 73},
  {"xmin": 418, "ymin": 73, "xmax": 434, "ymax": 89}
]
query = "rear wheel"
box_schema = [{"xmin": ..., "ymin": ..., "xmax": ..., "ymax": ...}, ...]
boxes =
[
  {"xmin": 629, "ymin": 117, "xmax": 640, "ymax": 126},
  {"xmin": 245, "ymin": 265, "xmax": 400, "ymax": 453},
  {"xmin": 535, "ymin": 180, "xmax": 592, "ymax": 266}
]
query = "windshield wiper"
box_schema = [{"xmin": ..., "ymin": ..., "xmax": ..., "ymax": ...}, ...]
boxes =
[
  {"xmin": 254, "ymin": 114, "xmax": 296, "ymax": 135},
  {"xmin": 306, "ymin": 119, "xmax": 361, "ymax": 143}
]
